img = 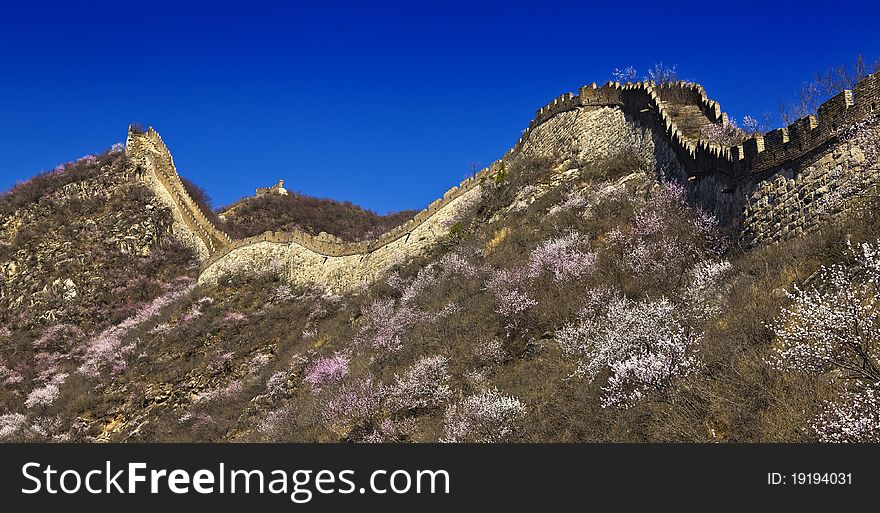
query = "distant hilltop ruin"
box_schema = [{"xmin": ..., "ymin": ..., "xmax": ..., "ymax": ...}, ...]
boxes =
[
  {"xmin": 125, "ymin": 71, "xmax": 880, "ymax": 290},
  {"xmin": 256, "ymin": 179, "xmax": 288, "ymax": 197}
]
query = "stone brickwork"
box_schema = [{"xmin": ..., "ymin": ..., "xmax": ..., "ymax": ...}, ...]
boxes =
[
  {"xmin": 742, "ymin": 119, "xmax": 880, "ymax": 245},
  {"xmin": 125, "ymin": 128, "xmax": 232, "ymax": 258},
  {"xmin": 198, "ymin": 185, "xmax": 482, "ymax": 291},
  {"xmin": 127, "ymin": 72, "xmax": 880, "ymax": 290}
]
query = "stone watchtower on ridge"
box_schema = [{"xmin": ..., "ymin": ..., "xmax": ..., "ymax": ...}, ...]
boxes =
[{"xmin": 256, "ymin": 179, "xmax": 288, "ymax": 197}]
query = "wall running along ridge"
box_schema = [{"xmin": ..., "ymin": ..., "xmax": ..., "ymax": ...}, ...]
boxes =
[
  {"xmin": 125, "ymin": 128, "xmax": 231, "ymax": 259},
  {"xmin": 126, "ymin": 73, "xmax": 880, "ymax": 290}
]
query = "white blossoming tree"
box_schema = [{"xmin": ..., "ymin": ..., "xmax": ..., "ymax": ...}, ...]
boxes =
[
  {"xmin": 769, "ymin": 240, "xmax": 880, "ymax": 441},
  {"xmin": 442, "ymin": 388, "xmax": 527, "ymax": 443},
  {"xmin": 557, "ymin": 294, "xmax": 700, "ymax": 408}
]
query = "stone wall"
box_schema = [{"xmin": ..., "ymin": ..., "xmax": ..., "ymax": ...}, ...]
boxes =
[
  {"xmin": 131, "ymin": 72, "xmax": 880, "ymax": 290},
  {"xmin": 256, "ymin": 179, "xmax": 288, "ymax": 196},
  {"xmin": 742, "ymin": 117, "xmax": 880, "ymax": 245},
  {"xmin": 199, "ymin": 186, "xmax": 482, "ymax": 291},
  {"xmin": 125, "ymin": 128, "xmax": 232, "ymax": 258},
  {"xmin": 507, "ymin": 74, "xmax": 880, "ymax": 227}
]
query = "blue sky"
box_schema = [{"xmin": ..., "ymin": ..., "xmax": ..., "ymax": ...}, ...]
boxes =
[{"xmin": 2, "ymin": 0, "xmax": 879, "ymax": 213}]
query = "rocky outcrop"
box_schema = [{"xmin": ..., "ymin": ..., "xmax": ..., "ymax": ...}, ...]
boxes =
[{"xmin": 0, "ymin": 156, "xmax": 176, "ymax": 328}]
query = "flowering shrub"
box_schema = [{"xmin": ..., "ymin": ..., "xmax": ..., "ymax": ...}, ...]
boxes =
[
  {"xmin": 645, "ymin": 62, "xmax": 677, "ymax": 84},
  {"xmin": 356, "ymin": 298, "xmax": 422, "ymax": 352},
  {"xmin": 362, "ymin": 417, "xmax": 417, "ymax": 443},
  {"xmin": 223, "ymin": 311, "xmax": 247, "ymax": 322},
  {"xmin": 386, "ymin": 355, "xmax": 452, "ymax": 413},
  {"xmin": 79, "ymin": 280, "xmax": 195, "ymax": 377},
  {"xmin": 812, "ymin": 387, "xmax": 880, "ymax": 442},
  {"xmin": 321, "ymin": 377, "xmax": 384, "ymax": 435},
  {"xmin": 474, "ymin": 339, "xmax": 508, "ymax": 365},
  {"xmin": 435, "ymin": 301, "xmax": 461, "ymax": 319},
  {"xmin": 486, "ymin": 267, "xmax": 525, "ymax": 295},
  {"xmin": 34, "ymin": 324, "xmax": 83, "ymax": 350},
  {"xmin": 271, "ymin": 283, "xmax": 295, "ymax": 302},
  {"xmin": 632, "ymin": 210, "xmax": 663, "ymax": 236},
  {"xmin": 206, "ymin": 351, "xmax": 234, "ymax": 374},
  {"xmin": 3, "ymin": 365, "xmax": 24, "ymax": 386},
  {"xmin": 683, "ymin": 259, "xmax": 732, "ymax": 317},
  {"xmin": 305, "ymin": 352, "xmax": 350, "ymax": 393},
  {"xmin": 25, "ymin": 383, "xmax": 60, "ymax": 409},
  {"xmin": 400, "ymin": 265, "xmax": 438, "ymax": 304},
  {"xmin": 180, "ymin": 304, "xmax": 203, "ymax": 324},
  {"xmin": 768, "ymin": 241, "xmax": 880, "ymax": 381},
  {"xmin": 149, "ymin": 323, "xmax": 172, "ymax": 335},
  {"xmin": 109, "ymin": 142, "xmax": 125, "ymax": 153},
  {"xmin": 527, "ymin": 232, "xmax": 597, "ymax": 281},
  {"xmin": 493, "ymin": 289, "xmax": 537, "ymax": 319},
  {"xmin": 767, "ymin": 241, "xmax": 880, "ymax": 440},
  {"xmin": 558, "ymin": 295, "xmax": 700, "ymax": 408},
  {"xmin": 742, "ymin": 115, "xmax": 760, "ymax": 134},
  {"xmin": 246, "ymin": 353, "xmax": 273, "ymax": 373},
  {"xmin": 265, "ymin": 371, "xmax": 289, "ymax": 398},
  {"xmin": 259, "ymin": 408, "xmax": 291, "ymax": 440},
  {"xmin": 195, "ymin": 380, "xmax": 244, "ymax": 403},
  {"xmin": 189, "ymin": 413, "xmax": 214, "ymax": 434},
  {"xmin": 606, "ymin": 181, "xmax": 721, "ymax": 277},
  {"xmin": 700, "ymin": 119, "xmax": 748, "ymax": 146},
  {"xmin": 442, "ymin": 388, "xmax": 527, "ymax": 442},
  {"xmin": 0, "ymin": 413, "xmax": 27, "ymax": 440},
  {"xmin": 612, "ymin": 66, "xmax": 638, "ymax": 82},
  {"xmin": 687, "ymin": 260, "xmax": 731, "ymax": 297},
  {"xmin": 438, "ymin": 251, "xmax": 479, "ymax": 277},
  {"xmin": 485, "ymin": 267, "xmax": 535, "ymax": 330}
]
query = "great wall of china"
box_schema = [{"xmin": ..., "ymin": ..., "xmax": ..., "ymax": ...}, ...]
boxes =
[{"xmin": 125, "ymin": 72, "xmax": 880, "ymax": 291}]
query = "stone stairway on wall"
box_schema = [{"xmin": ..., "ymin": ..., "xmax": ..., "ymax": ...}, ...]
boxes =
[{"xmin": 662, "ymin": 103, "xmax": 714, "ymax": 142}]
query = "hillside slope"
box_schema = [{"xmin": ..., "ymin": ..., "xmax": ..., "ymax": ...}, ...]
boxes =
[
  {"xmin": 218, "ymin": 192, "xmax": 417, "ymax": 242},
  {"xmin": 2, "ymin": 75, "xmax": 880, "ymax": 442},
  {"xmin": 0, "ymin": 142, "xmax": 876, "ymax": 442}
]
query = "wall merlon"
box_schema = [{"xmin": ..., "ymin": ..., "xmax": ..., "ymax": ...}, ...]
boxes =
[
  {"xmin": 818, "ymin": 90, "xmax": 854, "ymax": 128},
  {"xmin": 853, "ymin": 73, "xmax": 879, "ymax": 110},
  {"xmin": 742, "ymin": 135, "xmax": 765, "ymax": 158},
  {"xmin": 763, "ymin": 128, "xmax": 789, "ymax": 153}
]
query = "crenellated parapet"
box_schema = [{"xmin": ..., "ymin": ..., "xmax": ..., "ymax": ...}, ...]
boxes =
[
  {"xmin": 125, "ymin": 127, "xmax": 232, "ymax": 256},
  {"xmin": 201, "ymin": 159, "xmax": 498, "ymax": 270},
  {"xmin": 507, "ymin": 73, "xmax": 880, "ymax": 232},
  {"xmin": 507, "ymin": 72, "xmax": 879, "ymax": 179},
  {"xmin": 134, "ymin": 71, "xmax": 880, "ymax": 287}
]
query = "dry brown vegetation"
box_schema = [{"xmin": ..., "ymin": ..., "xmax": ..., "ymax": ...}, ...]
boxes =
[
  {"xmin": 218, "ymin": 192, "xmax": 417, "ymax": 241},
  {"xmin": 3, "ymin": 143, "xmax": 880, "ymax": 443}
]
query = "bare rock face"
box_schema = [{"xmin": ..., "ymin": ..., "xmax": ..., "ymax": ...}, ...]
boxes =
[{"xmin": 0, "ymin": 155, "xmax": 177, "ymax": 330}]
